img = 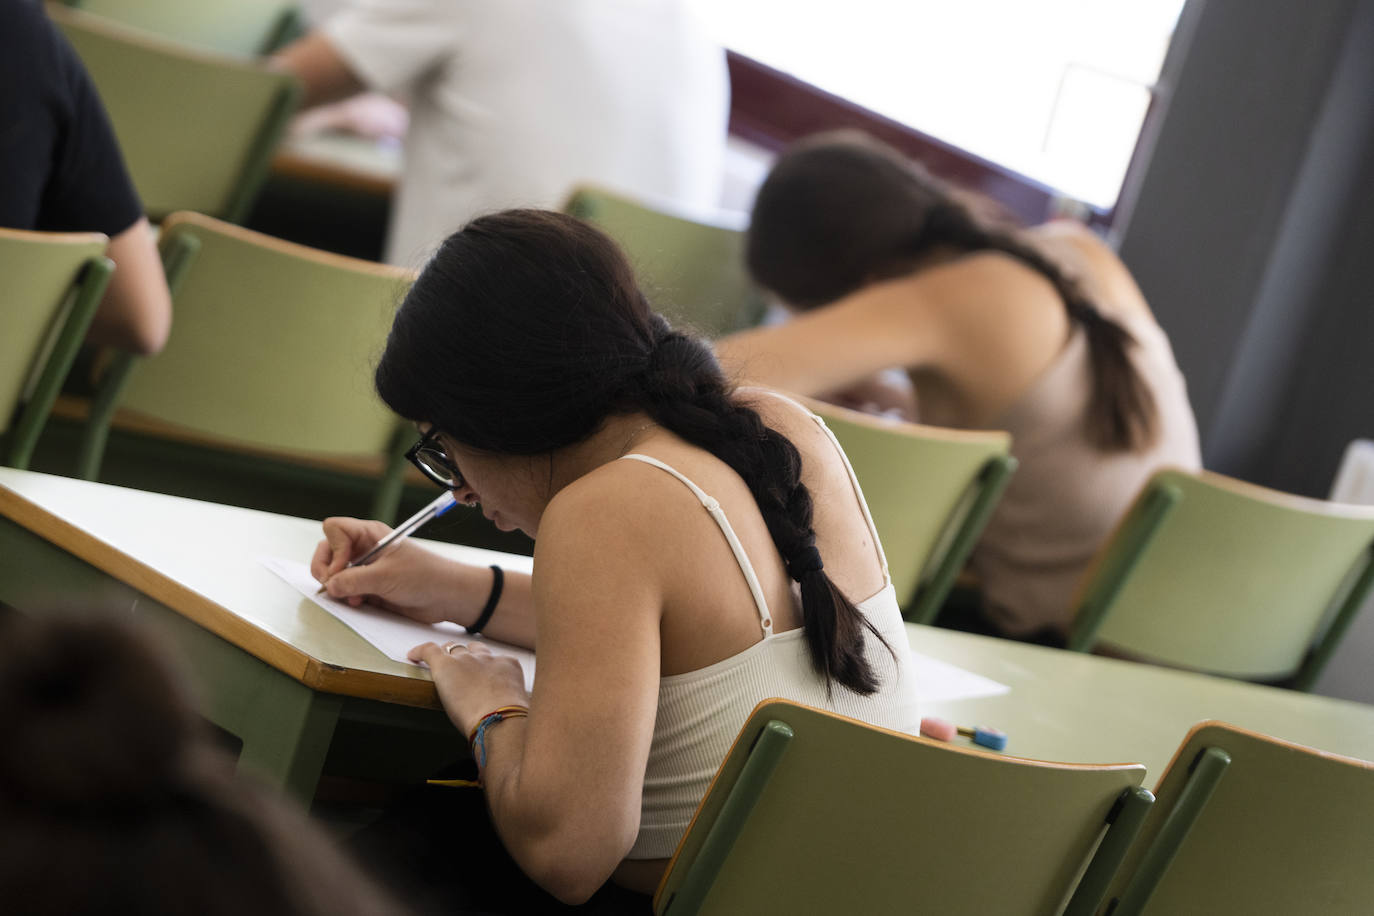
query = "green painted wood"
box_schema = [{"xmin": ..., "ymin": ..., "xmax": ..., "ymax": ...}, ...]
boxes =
[
  {"xmin": 663, "ymin": 721, "xmax": 793, "ymax": 916},
  {"xmin": 75, "ymin": 230, "xmax": 199, "ymax": 481},
  {"xmin": 61, "ymin": 0, "xmax": 301, "ymax": 57},
  {"xmin": 1069, "ymin": 469, "xmax": 1374, "ymax": 683},
  {"xmin": 1, "ymin": 231, "xmax": 112, "ymax": 469},
  {"xmin": 81, "ymin": 213, "xmax": 413, "ymax": 523},
  {"xmin": 907, "ymin": 451, "xmax": 1018, "ymax": 624},
  {"xmin": 52, "ymin": 5, "xmax": 300, "ymax": 222},
  {"xmin": 656, "ymin": 700, "xmax": 1148, "ymax": 916},
  {"xmin": 1062, "ymin": 786, "xmax": 1156, "ymax": 916},
  {"xmin": 564, "ymin": 186, "xmax": 764, "ymax": 338},
  {"xmin": 805, "ymin": 401, "xmax": 1014, "ymax": 616},
  {"xmin": 1100, "ymin": 722, "xmax": 1374, "ymax": 915},
  {"xmin": 0, "ymin": 514, "xmax": 338, "ymax": 801}
]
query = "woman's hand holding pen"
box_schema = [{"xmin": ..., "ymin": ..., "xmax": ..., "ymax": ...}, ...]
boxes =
[{"xmin": 312, "ymin": 516, "xmax": 476, "ymax": 624}]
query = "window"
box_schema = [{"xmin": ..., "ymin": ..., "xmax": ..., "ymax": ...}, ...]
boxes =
[{"xmin": 693, "ymin": 0, "xmax": 1186, "ymax": 211}]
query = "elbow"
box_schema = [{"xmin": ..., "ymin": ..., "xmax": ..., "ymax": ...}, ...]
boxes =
[
  {"xmin": 514, "ymin": 822, "xmax": 639, "ymax": 905},
  {"xmin": 524, "ymin": 856, "xmax": 615, "ymax": 906},
  {"xmin": 129, "ymin": 312, "xmax": 171, "ymax": 356}
]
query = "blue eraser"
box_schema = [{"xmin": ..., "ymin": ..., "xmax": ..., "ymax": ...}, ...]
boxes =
[{"xmin": 972, "ymin": 727, "xmax": 1007, "ymax": 751}]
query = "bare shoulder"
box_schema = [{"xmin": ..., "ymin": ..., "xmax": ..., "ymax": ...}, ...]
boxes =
[
  {"xmin": 736, "ymin": 388, "xmax": 854, "ymax": 490},
  {"xmin": 540, "ymin": 457, "xmax": 677, "ymax": 549},
  {"xmin": 735, "ymin": 388, "xmax": 886, "ymax": 597},
  {"xmin": 1027, "ymin": 221, "xmax": 1153, "ymax": 319}
]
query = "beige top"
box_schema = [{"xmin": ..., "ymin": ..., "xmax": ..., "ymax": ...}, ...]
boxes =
[
  {"xmin": 620, "ymin": 432, "xmax": 920, "ymax": 859},
  {"xmin": 971, "ymin": 311, "xmax": 1201, "ymax": 637}
]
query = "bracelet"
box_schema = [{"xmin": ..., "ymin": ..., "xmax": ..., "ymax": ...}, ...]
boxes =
[
  {"xmin": 467, "ymin": 565, "xmax": 503, "ymax": 635},
  {"xmin": 468, "ymin": 704, "xmax": 528, "ymax": 769}
]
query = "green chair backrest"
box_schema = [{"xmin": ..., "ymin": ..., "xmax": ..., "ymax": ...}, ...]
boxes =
[
  {"xmin": 801, "ymin": 398, "xmax": 1016, "ymax": 618},
  {"xmin": 655, "ymin": 699, "xmax": 1152, "ymax": 916},
  {"xmin": 109, "ymin": 213, "xmax": 412, "ymax": 503},
  {"xmin": 59, "ymin": 0, "xmax": 301, "ymax": 57},
  {"xmin": 1100, "ymin": 721, "xmax": 1374, "ymax": 915},
  {"xmin": 1068, "ymin": 468, "xmax": 1374, "ymax": 687},
  {"xmin": 52, "ymin": 5, "xmax": 300, "ymax": 224},
  {"xmin": 0, "ymin": 228, "xmax": 113, "ymax": 469},
  {"xmin": 563, "ymin": 185, "xmax": 763, "ymax": 338}
]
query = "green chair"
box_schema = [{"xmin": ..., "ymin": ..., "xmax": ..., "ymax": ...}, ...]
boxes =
[
  {"xmin": 0, "ymin": 228, "xmax": 113, "ymax": 471},
  {"xmin": 563, "ymin": 185, "xmax": 764, "ymax": 338},
  {"xmin": 77, "ymin": 212, "xmax": 414, "ymax": 522},
  {"xmin": 799, "ymin": 397, "xmax": 1016, "ymax": 621},
  {"xmin": 655, "ymin": 699, "xmax": 1153, "ymax": 916},
  {"xmin": 51, "ymin": 4, "xmax": 300, "ymax": 224},
  {"xmin": 1097, "ymin": 721, "xmax": 1374, "ymax": 915},
  {"xmin": 1066, "ymin": 468, "xmax": 1374, "ymax": 690},
  {"xmin": 57, "ymin": 0, "xmax": 302, "ymax": 57}
]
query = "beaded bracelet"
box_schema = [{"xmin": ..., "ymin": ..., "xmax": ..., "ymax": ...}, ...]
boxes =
[{"xmin": 468, "ymin": 704, "xmax": 528, "ymax": 769}]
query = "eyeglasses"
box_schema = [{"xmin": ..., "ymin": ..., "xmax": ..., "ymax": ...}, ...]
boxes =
[{"xmin": 405, "ymin": 427, "xmax": 464, "ymax": 491}]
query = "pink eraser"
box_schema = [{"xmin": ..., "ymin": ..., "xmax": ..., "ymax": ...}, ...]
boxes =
[{"xmin": 920, "ymin": 716, "xmax": 957, "ymax": 742}]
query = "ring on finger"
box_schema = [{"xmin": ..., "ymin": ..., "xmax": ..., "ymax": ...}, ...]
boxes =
[{"xmin": 443, "ymin": 641, "xmax": 466, "ymax": 656}]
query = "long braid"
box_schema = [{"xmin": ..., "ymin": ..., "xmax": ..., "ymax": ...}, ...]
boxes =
[
  {"xmin": 627, "ymin": 315, "xmax": 892, "ymax": 695},
  {"xmin": 921, "ymin": 204, "xmax": 1159, "ymax": 452},
  {"xmin": 373, "ymin": 209, "xmax": 893, "ymax": 694}
]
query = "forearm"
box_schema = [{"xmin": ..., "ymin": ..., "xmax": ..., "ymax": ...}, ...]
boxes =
[
  {"xmin": 270, "ymin": 32, "xmax": 365, "ymax": 108},
  {"xmin": 445, "ymin": 562, "xmax": 536, "ymax": 649},
  {"xmin": 88, "ymin": 218, "xmax": 171, "ymax": 355},
  {"xmin": 480, "ymin": 722, "xmax": 636, "ymax": 904}
]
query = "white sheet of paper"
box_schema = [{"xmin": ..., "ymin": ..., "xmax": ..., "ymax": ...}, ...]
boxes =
[
  {"xmin": 259, "ymin": 556, "xmax": 536, "ymax": 691},
  {"xmin": 259, "ymin": 557, "xmax": 1002, "ymax": 704},
  {"xmin": 910, "ymin": 650, "xmax": 1010, "ymax": 703}
]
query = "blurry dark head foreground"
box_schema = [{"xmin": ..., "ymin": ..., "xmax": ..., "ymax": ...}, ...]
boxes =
[{"xmin": 0, "ymin": 613, "xmax": 410, "ymax": 916}]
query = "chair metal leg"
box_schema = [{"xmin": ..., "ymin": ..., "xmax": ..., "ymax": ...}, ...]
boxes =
[
  {"xmin": 1106, "ymin": 747, "xmax": 1232, "ymax": 916},
  {"xmin": 661, "ymin": 721, "xmax": 795, "ymax": 915}
]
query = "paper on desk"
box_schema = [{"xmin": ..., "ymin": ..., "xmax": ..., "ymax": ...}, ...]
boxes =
[
  {"xmin": 910, "ymin": 651, "xmax": 1009, "ymax": 703},
  {"xmin": 259, "ymin": 556, "xmax": 535, "ymax": 691},
  {"xmin": 259, "ymin": 557, "xmax": 999, "ymax": 703}
]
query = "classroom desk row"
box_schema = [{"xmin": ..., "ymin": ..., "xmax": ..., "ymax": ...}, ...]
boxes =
[{"xmin": 3, "ymin": 467, "xmax": 1373, "ymax": 803}]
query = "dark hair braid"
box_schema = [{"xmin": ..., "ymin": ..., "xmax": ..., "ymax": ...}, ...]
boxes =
[
  {"xmin": 376, "ymin": 210, "xmax": 889, "ymax": 696},
  {"xmin": 626, "ymin": 316, "xmax": 891, "ymax": 695},
  {"xmin": 921, "ymin": 203, "xmax": 1158, "ymax": 451}
]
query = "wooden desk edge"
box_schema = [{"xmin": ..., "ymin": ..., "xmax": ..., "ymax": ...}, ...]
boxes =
[
  {"xmin": 271, "ymin": 150, "xmax": 395, "ymax": 197},
  {"xmin": 0, "ymin": 484, "xmax": 441, "ymax": 709}
]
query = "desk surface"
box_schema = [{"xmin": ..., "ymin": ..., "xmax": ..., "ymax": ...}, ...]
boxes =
[
  {"xmin": 271, "ymin": 131, "xmax": 400, "ymax": 197},
  {"xmin": 913, "ymin": 624, "xmax": 1374, "ymax": 780},
  {"xmin": 4, "ymin": 468, "xmax": 1373, "ymax": 783},
  {"xmin": 0, "ymin": 467, "xmax": 527, "ymax": 707}
]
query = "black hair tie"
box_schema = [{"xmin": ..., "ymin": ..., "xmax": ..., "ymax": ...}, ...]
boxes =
[
  {"xmin": 786, "ymin": 545, "xmax": 824, "ymax": 581},
  {"xmin": 467, "ymin": 566, "xmax": 504, "ymax": 635}
]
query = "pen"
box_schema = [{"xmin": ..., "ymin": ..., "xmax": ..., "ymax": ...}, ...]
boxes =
[{"xmin": 316, "ymin": 491, "xmax": 459, "ymax": 594}]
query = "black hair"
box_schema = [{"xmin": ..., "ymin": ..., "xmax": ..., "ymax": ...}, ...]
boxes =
[
  {"xmin": 0, "ymin": 613, "xmax": 410, "ymax": 916},
  {"xmin": 376, "ymin": 209, "xmax": 888, "ymax": 694},
  {"xmin": 746, "ymin": 130, "xmax": 1158, "ymax": 452}
]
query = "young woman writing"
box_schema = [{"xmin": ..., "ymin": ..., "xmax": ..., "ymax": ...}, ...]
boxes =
[{"xmin": 311, "ymin": 210, "xmax": 919, "ymax": 912}]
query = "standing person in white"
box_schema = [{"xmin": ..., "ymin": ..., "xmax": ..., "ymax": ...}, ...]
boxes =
[{"xmin": 274, "ymin": 0, "xmax": 730, "ymax": 266}]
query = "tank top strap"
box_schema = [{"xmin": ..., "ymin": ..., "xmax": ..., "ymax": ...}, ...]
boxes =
[
  {"xmin": 618, "ymin": 454, "xmax": 774, "ymax": 636},
  {"xmin": 756, "ymin": 391, "xmax": 892, "ymax": 586}
]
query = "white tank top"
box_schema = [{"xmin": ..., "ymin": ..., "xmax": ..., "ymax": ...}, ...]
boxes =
[{"xmin": 622, "ymin": 408, "xmax": 921, "ymax": 860}]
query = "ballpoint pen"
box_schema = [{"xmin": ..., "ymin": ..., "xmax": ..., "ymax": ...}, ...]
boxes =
[{"xmin": 316, "ymin": 491, "xmax": 459, "ymax": 594}]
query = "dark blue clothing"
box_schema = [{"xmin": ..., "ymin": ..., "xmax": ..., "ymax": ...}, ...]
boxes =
[{"xmin": 0, "ymin": 0, "xmax": 141, "ymax": 235}]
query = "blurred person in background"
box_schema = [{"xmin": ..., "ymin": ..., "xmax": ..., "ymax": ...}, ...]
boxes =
[
  {"xmin": 1, "ymin": 0, "xmax": 171, "ymax": 356},
  {"xmin": 274, "ymin": 0, "xmax": 730, "ymax": 266},
  {"xmin": 717, "ymin": 130, "xmax": 1201, "ymax": 645}
]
